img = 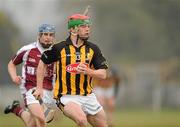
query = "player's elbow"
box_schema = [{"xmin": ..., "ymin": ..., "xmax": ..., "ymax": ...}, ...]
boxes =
[
  {"xmin": 8, "ymin": 60, "xmax": 12, "ymax": 68},
  {"xmin": 7, "ymin": 60, "xmax": 16, "ymax": 72},
  {"xmin": 100, "ymin": 69, "xmax": 107, "ymax": 79},
  {"xmin": 101, "ymin": 75, "xmax": 106, "ymax": 80}
]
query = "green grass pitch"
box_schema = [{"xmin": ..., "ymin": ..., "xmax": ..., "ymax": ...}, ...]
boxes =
[{"xmin": 0, "ymin": 109, "xmax": 180, "ymax": 127}]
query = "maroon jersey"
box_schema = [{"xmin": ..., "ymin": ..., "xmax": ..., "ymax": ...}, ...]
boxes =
[{"xmin": 12, "ymin": 42, "xmax": 54, "ymax": 94}]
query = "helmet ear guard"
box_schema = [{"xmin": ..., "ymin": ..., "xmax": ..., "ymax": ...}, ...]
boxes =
[{"xmin": 69, "ymin": 26, "xmax": 79, "ymax": 36}]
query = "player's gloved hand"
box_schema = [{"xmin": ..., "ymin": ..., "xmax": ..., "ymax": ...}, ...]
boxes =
[
  {"xmin": 12, "ymin": 76, "xmax": 22, "ymax": 85},
  {"xmin": 32, "ymin": 88, "xmax": 43, "ymax": 100}
]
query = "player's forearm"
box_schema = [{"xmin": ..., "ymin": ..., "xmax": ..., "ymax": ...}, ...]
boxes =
[
  {"xmin": 7, "ymin": 60, "xmax": 17, "ymax": 81},
  {"xmin": 36, "ymin": 60, "xmax": 47, "ymax": 89},
  {"xmin": 88, "ymin": 69, "xmax": 107, "ymax": 79}
]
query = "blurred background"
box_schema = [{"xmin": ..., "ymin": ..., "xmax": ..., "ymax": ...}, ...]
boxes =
[{"xmin": 0, "ymin": 0, "xmax": 180, "ymax": 127}]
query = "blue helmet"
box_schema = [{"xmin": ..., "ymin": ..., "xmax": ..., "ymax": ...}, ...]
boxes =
[{"xmin": 38, "ymin": 24, "xmax": 55, "ymax": 33}]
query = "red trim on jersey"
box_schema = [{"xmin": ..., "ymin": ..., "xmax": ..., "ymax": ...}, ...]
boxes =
[{"xmin": 12, "ymin": 51, "xmax": 26, "ymax": 65}]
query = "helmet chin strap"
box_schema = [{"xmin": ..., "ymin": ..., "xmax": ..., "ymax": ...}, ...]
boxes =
[
  {"xmin": 70, "ymin": 32, "xmax": 79, "ymax": 45},
  {"xmin": 76, "ymin": 35, "xmax": 79, "ymax": 45},
  {"xmin": 71, "ymin": 26, "xmax": 88, "ymax": 46},
  {"xmin": 70, "ymin": 31, "xmax": 78, "ymax": 36}
]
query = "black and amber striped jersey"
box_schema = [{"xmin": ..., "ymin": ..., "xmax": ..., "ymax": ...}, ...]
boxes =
[{"xmin": 41, "ymin": 37, "xmax": 108, "ymax": 98}]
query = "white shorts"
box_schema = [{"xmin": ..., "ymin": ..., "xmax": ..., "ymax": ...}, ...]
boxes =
[
  {"xmin": 60, "ymin": 93, "xmax": 102, "ymax": 115},
  {"xmin": 24, "ymin": 88, "xmax": 56, "ymax": 106},
  {"xmin": 93, "ymin": 86, "xmax": 114, "ymax": 98}
]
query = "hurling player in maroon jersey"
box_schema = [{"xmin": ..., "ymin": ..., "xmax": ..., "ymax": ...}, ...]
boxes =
[{"xmin": 4, "ymin": 24, "xmax": 56, "ymax": 127}]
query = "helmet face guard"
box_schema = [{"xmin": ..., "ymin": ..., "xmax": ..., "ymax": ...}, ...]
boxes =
[{"xmin": 38, "ymin": 24, "xmax": 55, "ymax": 49}]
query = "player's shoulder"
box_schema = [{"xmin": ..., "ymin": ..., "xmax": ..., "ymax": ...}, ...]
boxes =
[
  {"xmin": 17, "ymin": 42, "xmax": 36, "ymax": 54},
  {"xmin": 53, "ymin": 41, "xmax": 67, "ymax": 49},
  {"xmin": 86, "ymin": 41, "xmax": 101, "ymax": 51},
  {"xmin": 55, "ymin": 40, "xmax": 66, "ymax": 46}
]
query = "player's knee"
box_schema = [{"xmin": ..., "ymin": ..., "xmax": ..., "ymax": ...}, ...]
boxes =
[
  {"xmin": 26, "ymin": 117, "xmax": 36, "ymax": 127},
  {"xmin": 75, "ymin": 116, "xmax": 87, "ymax": 127},
  {"xmin": 36, "ymin": 116, "xmax": 46, "ymax": 126},
  {"xmin": 39, "ymin": 119, "xmax": 46, "ymax": 127}
]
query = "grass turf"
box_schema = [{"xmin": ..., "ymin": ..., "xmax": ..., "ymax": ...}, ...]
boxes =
[{"xmin": 0, "ymin": 109, "xmax": 180, "ymax": 127}]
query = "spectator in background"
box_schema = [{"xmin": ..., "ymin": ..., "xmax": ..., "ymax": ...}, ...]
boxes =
[{"xmin": 94, "ymin": 67, "xmax": 120, "ymax": 127}]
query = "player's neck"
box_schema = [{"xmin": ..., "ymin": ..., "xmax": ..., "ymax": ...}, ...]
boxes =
[{"xmin": 71, "ymin": 35, "xmax": 84, "ymax": 48}]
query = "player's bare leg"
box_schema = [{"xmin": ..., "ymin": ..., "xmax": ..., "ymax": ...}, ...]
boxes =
[
  {"xmin": 4, "ymin": 100, "xmax": 36, "ymax": 127},
  {"xmin": 96, "ymin": 96, "xmax": 106, "ymax": 109},
  {"xmin": 63, "ymin": 102, "xmax": 88, "ymax": 127},
  {"xmin": 87, "ymin": 109, "xmax": 108, "ymax": 127},
  {"xmin": 28, "ymin": 103, "xmax": 45, "ymax": 127},
  {"xmin": 106, "ymin": 97, "xmax": 115, "ymax": 127},
  {"xmin": 20, "ymin": 111, "xmax": 36, "ymax": 127}
]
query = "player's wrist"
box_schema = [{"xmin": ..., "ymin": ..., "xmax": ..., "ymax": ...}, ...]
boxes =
[
  {"xmin": 12, "ymin": 76, "xmax": 19, "ymax": 82},
  {"xmin": 12, "ymin": 75, "xmax": 17, "ymax": 80},
  {"xmin": 87, "ymin": 68, "xmax": 94, "ymax": 77}
]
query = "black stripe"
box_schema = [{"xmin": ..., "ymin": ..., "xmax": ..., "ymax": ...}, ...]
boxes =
[
  {"xmin": 65, "ymin": 46, "xmax": 71, "ymax": 94},
  {"xmin": 58, "ymin": 59, "xmax": 62, "ymax": 98},
  {"xmin": 85, "ymin": 45, "xmax": 89, "ymax": 64},
  {"xmin": 83, "ymin": 75, "xmax": 88, "ymax": 95},
  {"xmin": 75, "ymin": 74, "xmax": 80, "ymax": 94},
  {"xmin": 83, "ymin": 46, "xmax": 89, "ymax": 95},
  {"xmin": 75, "ymin": 48, "xmax": 80, "ymax": 94},
  {"xmin": 89, "ymin": 77, "xmax": 93, "ymax": 88}
]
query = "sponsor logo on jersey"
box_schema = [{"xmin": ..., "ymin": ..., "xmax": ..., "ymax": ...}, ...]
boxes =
[
  {"xmin": 27, "ymin": 66, "xmax": 35, "ymax": 75},
  {"xmin": 66, "ymin": 63, "xmax": 88, "ymax": 74}
]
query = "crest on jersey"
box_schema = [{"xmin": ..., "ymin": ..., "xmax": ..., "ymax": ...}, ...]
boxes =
[{"xmin": 75, "ymin": 52, "xmax": 81, "ymax": 61}]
